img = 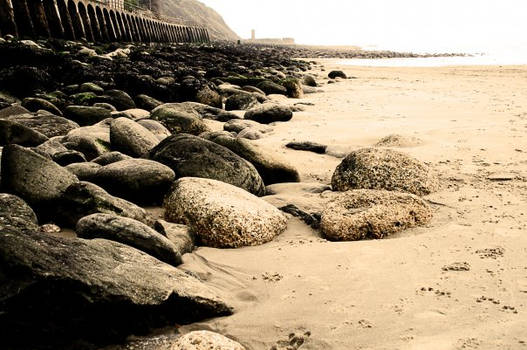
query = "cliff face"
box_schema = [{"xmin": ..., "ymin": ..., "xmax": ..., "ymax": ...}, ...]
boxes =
[{"xmin": 153, "ymin": 0, "xmax": 239, "ymax": 41}]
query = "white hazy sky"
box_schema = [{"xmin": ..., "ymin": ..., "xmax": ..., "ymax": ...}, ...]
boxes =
[{"xmin": 199, "ymin": 0, "xmax": 527, "ymax": 53}]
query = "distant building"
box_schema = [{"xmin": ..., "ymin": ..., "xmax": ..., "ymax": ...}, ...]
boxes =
[{"xmin": 251, "ymin": 29, "xmax": 256, "ymax": 40}]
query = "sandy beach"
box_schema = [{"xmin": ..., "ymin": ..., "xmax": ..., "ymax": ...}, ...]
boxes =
[{"xmin": 161, "ymin": 63, "xmax": 527, "ymax": 350}]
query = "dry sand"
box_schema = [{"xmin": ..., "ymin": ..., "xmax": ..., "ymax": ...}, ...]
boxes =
[{"xmin": 120, "ymin": 63, "xmax": 527, "ymax": 349}]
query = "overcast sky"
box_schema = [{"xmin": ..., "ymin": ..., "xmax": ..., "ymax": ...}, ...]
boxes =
[{"xmin": 199, "ymin": 0, "xmax": 527, "ymax": 53}]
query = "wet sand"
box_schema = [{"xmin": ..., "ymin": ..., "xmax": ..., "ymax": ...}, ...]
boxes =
[{"xmin": 119, "ymin": 63, "xmax": 527, "ymax": 349}]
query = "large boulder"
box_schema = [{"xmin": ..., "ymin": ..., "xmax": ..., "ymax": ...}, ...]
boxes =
[
  {"xmin": 328, "ymin": 70, "xmax": 347, "ymax": 79},
  {"xmin": 223, "ymin": 119, "xmax": 271, "ymax": 134},
  {"xmin": 331, "ymin": 148, "xmax": 439, "ymax": 196},
  {"xmin": 62, "ymin": 119, "xmax": 111, "ymax": 160},
  {"xmin": 56, "ymin": 181, "xmax": 154, "ymax": 228},
  {"xmin": 0, "ymin": 193, "xmax": 38, "ymax": 232},
  {"xmin": 320, "ymin": 189, "xmax": 433, "ymax": 241},
  {"xmin": 150, "ymin": 134, "xmax": 264, "ymax": 196},
  {"xmin": 154, "ymin": 102, "xmax": 238, "ymax": 122},
  {"xmin": 64, "ymin": 106, "xmax": 112, "ymax": 126},
  {"xmin": 135, "ymin": 94, "xmax": 163, "ymax": 111},
  {"xmin": 76, "ymin": 214, "xmax": 182, "ymax": 266},
  {"xmin": 92, "ymin": 151, "xmax": 131, "ymax": 165},
  {"xmin": 203, "ymin": 132, "xmax": 300, "ymax": 185},
  {"xmin": 110, "ymin": 117, "xmax": 159, "ymax": 157},
  {"xmin": 244, "ymin": 104, "xmax": 293, "ymax": 124},
  {"xmin": 164, "ymin": 177, "xmax": 287, "ymax": 248},
  {"xmin": 6, "ymin": 113, "xmax": 80, "ymax": 137},
  {"xmin": 172, "ymin": 331, "xmax": 245, "ymax": 350},
  {"xmin": 0, "ymin": 145, "xmax": 78, "ymax": 209},
  {"xmin": 0, "ymin": 119, "xmax": 49, "ymax": 146},
  {"xmin": 103, "ymin": 89, "xmax": 136, "ymax": 110},
  {"xmin": 93, "ymin": 159, "xmax": 175, "ymax": 204},
  {"xmin": 0, "ymin": 228, "xmax": 232, "ymax": 349},
  {"xmin": 151, "ymin": 105, "xmax": 210, "ymax": 135}
]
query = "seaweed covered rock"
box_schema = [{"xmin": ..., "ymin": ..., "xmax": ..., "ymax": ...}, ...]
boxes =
[
  {"xmin": 331, "ymin": 148, "xmax": 439, "ymax": 196},
  {"xmin": 321, "ymin": 189, "xmax": 433, "ymax": 241},
  {"xmin": 164, "ymin": 177, "xmax": 287, "ymax": 248},
  {"xmin": 151, "ymin": 105, "xmax": 210, "ymax": 135}
]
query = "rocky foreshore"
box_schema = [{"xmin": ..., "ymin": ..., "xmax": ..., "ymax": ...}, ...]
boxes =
[{"xmin": 0, "ymin": 37, "xmax": 440, "ymax": 350}]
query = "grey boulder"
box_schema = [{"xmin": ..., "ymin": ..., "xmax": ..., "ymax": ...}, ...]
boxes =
[
  {"xmin": 150, "ymin": 134, "xmax": 265, "ymax": 196},
  {"xmin": 76, "ymin": 214, "xmax": 183, "ymax": 266},
  {"xmin": 110, "ymin": 117, "xmax": 159, "ymax": 157}
]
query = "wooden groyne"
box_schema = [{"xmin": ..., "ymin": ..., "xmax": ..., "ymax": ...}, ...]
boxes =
[{"xmin": 0, "ymin": 0, "xmax": 209, "ymax": 43}]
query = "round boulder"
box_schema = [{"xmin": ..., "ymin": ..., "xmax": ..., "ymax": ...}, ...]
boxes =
[
  {"xmin": 225, "ymin": 92, "xmax": 259, "ymax": 111},
  {"xmin": 150, "ymin": 134, "xmax": 264, "ymax": 196},
  {"xmin": 331, "ymin": 148, "xmax": 439, "ymax": 196},
  {"xmin": 64, "ymin": 106, "xmax": 111, "ymax": 126},
  {"xmin": 320, "ymin": 189, "xmax": 433, "ymax": 241},
  {"xmin": 244, "ymin": 104, "xmax": 293, "ymax": 124},
  {"xmin": 1, "ymin": 145, "xmax": 78, "ymax": 207},
  {"xmin": 110, "ymin": 117, "xmax": 160, "ymax": 157},
  {"xmin": 328, "ymin": 70, "xmax": 347, "ymax": 79},
  {"xmin": 0, "ymin": 193, "xmax": 38, "ymax": 232},
  {"xmin": 164, "ymin": 177, "xmax": 287, "ymax": 248},
  {"xmin": 93, "ymin": 159, "xmax": 175, "ymax": 204},
  {"xmin": 76, "ymin": 214, "xmax": 182, "ymax": 266}
]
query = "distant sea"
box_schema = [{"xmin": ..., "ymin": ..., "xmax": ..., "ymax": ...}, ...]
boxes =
[{"xmin": 337, "ymin": 46, "xmax": 527, "ymax": 67}]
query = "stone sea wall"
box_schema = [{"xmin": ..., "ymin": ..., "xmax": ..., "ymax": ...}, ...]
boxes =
[{"xmin": 0, "ymin": 0, "xmax": 209, "ymax": 43}]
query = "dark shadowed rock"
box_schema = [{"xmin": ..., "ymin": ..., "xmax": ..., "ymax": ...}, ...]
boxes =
[
  {"xmin": 0, "ymin": 119, "xmax": 49, "ymax": 146},
  {"xmin": 160, "ymin": 102, "xmax": 239, "ymax": 122},
  {"xmin": 110, "ymin": 117, "xmax": 160, "ymax": 157},
  {"xmin": 93, "ymin": 159, "xmax": 175, "ymax": 204},
  {"xmin": 35, "ymin": 137, "xmax": 68, "ymax": 157},
  {"xmin": 76, "ymin": 214, "xmax": 182, "ymax": 266},
  {"xmin": 302, "ymin": 75, "xmax": 317, "ymax": 87},
  {"xmin": 320, "ymin": 189, "xmax": 433, "ymax": 241},
  {"xmin": 225, "ymin": 92, "xmax": 259, "ymax": 111},
  {"xmin": 286, "ymin": 141, "xmax": 327, "ymax": 154},
  {"xmin": 203, "ymin": 132, "xmax": 300, "ymax": 185},
  {"xmin": 92, "ymin": 151, "xmax": 131, "ymax": 165},
  {"xmin": 56, "ymin": 181, "xmax": 154, "ymax": 227},
  {"xmin": 0, "ymin": 228, "xmax": 232, "ymax": 349},
  {"xmin": 150, "ymin": 134, "xmax": 264, "ymax": 196},
  {"xmin": 21, "ymin": 97, "xmax": 62, "ymax": 116},
  {"xmin": 51, "ymin": 150, "xmax": 87, "ymax": 166},
  {"xmin": 0, "ymin": 193, "xmax": 38, "ymax": 232},
  {"xmin": 65, "ymin": 162, "xmax": 102, "ymax": 181},
  {"xmin": 257, "ymin": 80, "xmax": 287, "ymax": 95},
  {"xmin": 331, "ymin": 148, "xmax": 439, "ymax": 196},
  {"xmin": 79, "ymin": 82, "xmax": 104, "ymax": 94},
  {"xmin": 103, "ymin": 89, "xmax": 136, "ymax": 110},
  {"xmin": 1, "ymin": 145, "xmax": 78, "ymax": 209},
  {"xmin": 195, "ymin": 85, "xmax": 222, "ymax": 108},
  {"xmin": 93, "ymin": 102, "xmax": 117, "ymax": 111},
  {"xmin": 135, "ymin": 94, "xmax": 163, "ymax": 111},
  {"xmin": 137, "ymin": 119, "xmax": 172, "ymax": 141},
  {"xmin": 6, "ymin": 113, "xmax": 80, "ymax": 137},
  {"xmin": 64, "ymin": 105, "xmax": 112, "ymax": 126},
  {"xmin": 164, "ymin": 177, "xmax": 287, "ymax": 248},
  {"xmin": 328, "ymin": 70, "xmax": 347, "ymax": 79},
  {"xmin": 155, "ymin": 220, "xmax": 195, "ymax": 255},
  {"xmin": 0, "ymin": 105, "xmax": 30, "ymax": 118},
  {"xmin": 244, "ymin": 104, "xmax": 293, "ymax": 124}
]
